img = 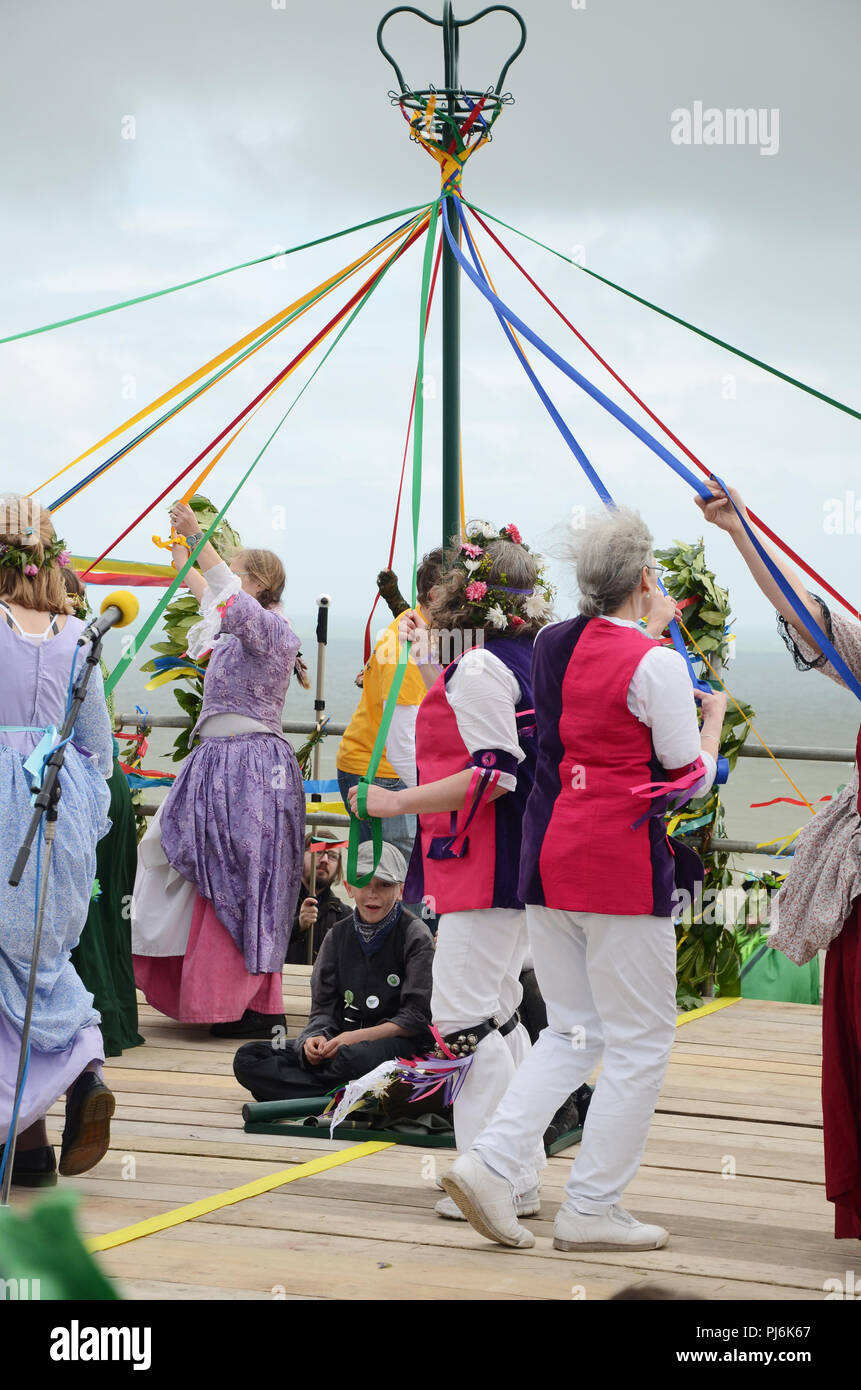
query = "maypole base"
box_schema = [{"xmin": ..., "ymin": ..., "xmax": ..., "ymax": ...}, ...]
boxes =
[{"xmin": 241, "ymin": 1097, "xmax": 586, "ymax": 1154}]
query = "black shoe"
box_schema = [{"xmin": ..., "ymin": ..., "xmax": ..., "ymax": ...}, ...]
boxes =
[
  {"xmin": 210, "ymin": 1010, "xmax": 287, "ymax": 1039},
  {"xmin": 0, "ymin": 1143, "xmax": 58, "ymax": 1188},
  {"xmin": 543, "ymin": 1084, "xmax": 594, "ymax": 1151},
  {"xmin": 59, "ymin": 1072, "xmax": 115, "ymax": 1177}
]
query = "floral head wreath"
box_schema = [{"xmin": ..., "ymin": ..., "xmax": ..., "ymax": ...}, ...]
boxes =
[
  {"xmin": 0, "ymin": 532, "xmax": 71, "ymax": 579},
  {"xmin": 455, "ymin": 522, "xmax": 554, "ymax": 631}
]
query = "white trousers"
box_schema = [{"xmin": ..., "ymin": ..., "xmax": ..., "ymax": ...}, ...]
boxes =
[
  {"xmin": 432, "ymin": 907, "xmax": 543, "ymax": 1193},
  {"xmin": 473, "ymin": 906, "xmax": 677, "ymax": 1213}
]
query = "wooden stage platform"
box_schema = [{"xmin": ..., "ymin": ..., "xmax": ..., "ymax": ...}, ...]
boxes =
[{"xmin": 19, "ymin": 976, "xmax": 859, "ymax": 1302}]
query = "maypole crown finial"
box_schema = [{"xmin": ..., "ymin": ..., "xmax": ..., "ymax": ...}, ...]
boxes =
[{"xmin": 377, "ymin": 3, "xmax": 526, "ymax": 165}]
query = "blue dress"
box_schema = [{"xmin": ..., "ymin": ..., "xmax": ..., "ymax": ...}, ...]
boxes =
[{"xmin": 0, "ymin": 606, "xmax": 113, "ymax": 1137}]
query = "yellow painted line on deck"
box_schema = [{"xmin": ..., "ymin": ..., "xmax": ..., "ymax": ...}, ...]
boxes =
[
  {"xmin": 86, "ymin": 1140, "xmax": 394, "ymax": 1252},
  {"xmin": 676, "ymin": 996, "xmax": 741, "ymax": 1028}
]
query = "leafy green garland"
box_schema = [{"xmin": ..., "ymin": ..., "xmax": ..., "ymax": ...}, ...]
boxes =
[
  {"xmin": 139, "ymin": 494, "xmax": 242, "ymax": 762},
  {"xmin": 653, "ymin": 538, "xmax": 755, "ymax": 1010}
]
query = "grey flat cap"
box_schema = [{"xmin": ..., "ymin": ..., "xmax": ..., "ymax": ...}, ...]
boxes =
[{"xmin": 352, "ymin": 841, "xmax": 408, "ymax": 885}]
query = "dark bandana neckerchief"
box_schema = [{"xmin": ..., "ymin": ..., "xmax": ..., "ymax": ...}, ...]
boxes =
[{"xmin": 352, "ymin": 900, "xmax": 403, "ymax": 957}]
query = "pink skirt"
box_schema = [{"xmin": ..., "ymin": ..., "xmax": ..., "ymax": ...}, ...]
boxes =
[{"xmin": 133, "ymin": 893, "xmax": 283, "ymax": 1024}]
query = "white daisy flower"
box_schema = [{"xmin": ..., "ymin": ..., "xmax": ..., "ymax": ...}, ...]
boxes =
[
  {"xmin": 463, "ymin": 558, "xmax": 481, "ymax": 574},
  {"xmin": 524, "ymin": 592, "xmax": 551, "ymax": 620},
  {"xmin": 486, "ymin": 604, "xmax": 508, "ymax": 629},
  {"xmin": 473, "ymin": 522, "xmax": 498, "ymax": 541}
]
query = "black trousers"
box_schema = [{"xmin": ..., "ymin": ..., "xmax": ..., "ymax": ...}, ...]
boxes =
[{"xmin": 233, "ymin": 1035, "xmax": 414, "ymax": 1102}]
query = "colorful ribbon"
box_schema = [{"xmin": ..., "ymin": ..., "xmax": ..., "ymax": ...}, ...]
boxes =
[
  {"xmin": 2, "ymin": 203, "xmax": 432, "ymax": 347},
  {"xmin": 466, "ymin": 203, "xmax": 861, "ymax": 625},
  {"xmin": 103, "ymin": 212, "xmax": 426, "ymax": 697},
  {"xmin": 39, "ymin": 212, "xmax": 429, "ymax": 510},
  {"xmin": 349, "ymin": 202, "xmax": 441, "ymax": 886}
]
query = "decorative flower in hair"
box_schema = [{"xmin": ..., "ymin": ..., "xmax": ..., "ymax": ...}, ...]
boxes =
[
  {"xmin": 453, "ymin": 520, "xmax": 556, "ymax": 632},
  {"xmin": 0, "ymin": 532, "xmax": 71, "ymax": 577},
  {"xmin": 524, "ymin": 592, "xmax": 552, "ymax": 621}
]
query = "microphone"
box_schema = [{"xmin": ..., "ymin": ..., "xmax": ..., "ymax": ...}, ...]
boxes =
[{"xmin": 77, "ymin": 589, "xmax": 140, "ymax": 646}]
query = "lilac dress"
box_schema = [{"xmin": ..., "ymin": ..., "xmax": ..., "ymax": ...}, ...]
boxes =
[
  {"xmin": 0, "ymin": 606, "xmax": 113, "ymax": 1139},
  {"xmin": 158, "ymin": 580, "xmax": 304, "ymax": 975}
]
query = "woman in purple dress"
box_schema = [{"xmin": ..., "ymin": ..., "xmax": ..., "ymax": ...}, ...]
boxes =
[{"xmin": 132, "ymin": 502, "xmax": 305, "ymax": 1039}]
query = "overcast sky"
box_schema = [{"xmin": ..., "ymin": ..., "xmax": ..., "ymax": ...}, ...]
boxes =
[{"xmin": 3, "ymin": 0, "xmax": 860, "ymax": 643}]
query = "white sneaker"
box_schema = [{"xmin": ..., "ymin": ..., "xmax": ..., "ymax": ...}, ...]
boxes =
[
  {"xmin": 553, "ymin": 1203, "xmax": 668, "ymax": 1253},
  {"xmin": 436, "ymin": 1187, "xmax": 541, "ymax": 1220},
  {"xmin": 441, "ymin": 1151, "xmax": 535, "ymax": 1248}
]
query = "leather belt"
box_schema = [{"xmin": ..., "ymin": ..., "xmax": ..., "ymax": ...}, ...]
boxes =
[{"xmin": 436, "ymin": 1009, "xmax": 520, "ymax": 1058}]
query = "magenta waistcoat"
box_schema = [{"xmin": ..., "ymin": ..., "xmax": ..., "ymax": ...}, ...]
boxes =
[
  {"xmin": 404, "ymin": 638, "xmax": 536, "ymax": 915},
  {"xmin": 519, "ymin": 617, "xmax": 704, "ymax": 916}
]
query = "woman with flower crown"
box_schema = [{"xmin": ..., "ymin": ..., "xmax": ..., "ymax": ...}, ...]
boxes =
[
  {"xmin": 0, "ymin": 495, "xmax": 116, "ymax": 1187},
  {"xmin": 351, "ymin": 520, "xmax": 675, "ymax": 1220}
]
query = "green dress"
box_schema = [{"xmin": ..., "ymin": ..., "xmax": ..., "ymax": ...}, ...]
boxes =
[{"xmin": 70, "ymin": 754, "xmax": 144, "ymax": 1056}]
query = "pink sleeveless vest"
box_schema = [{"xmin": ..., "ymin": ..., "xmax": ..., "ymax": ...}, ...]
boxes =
[
  {"xmin": 520, "ymin": 618, "xmax": 703, "ymax": 916},
  {"xmin": 404, "ymin": 639, "xmax": 536, "ymax": 915}
]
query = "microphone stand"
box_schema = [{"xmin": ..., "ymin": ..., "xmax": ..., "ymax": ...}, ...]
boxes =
[
  {"xmin": 0, "ymin": 631, "xmax": 105, "ymax": 1207},
  {"xmin": 305, "ymin": 597, "xmax": 330, "ymax": 965}
]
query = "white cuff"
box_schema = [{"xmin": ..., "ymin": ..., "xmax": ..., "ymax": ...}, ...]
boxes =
[{"xmin": 185, "ymin": 565, "xmax": 242, "ymax": 659}]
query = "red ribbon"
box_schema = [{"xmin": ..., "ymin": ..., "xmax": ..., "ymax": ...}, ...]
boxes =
[
  {"xmin": 750, "ymin": 795, "xmax": 832, "ymax": 808},
  {"xmin": 467, "ymin": 207, "xmax": 861, "ymax": 625},
  {"xmin": 362, "ymin": 235, "xmax": 443, "ymax": 663},
  {"xmin": 81, "ymin": 219, "xmax": 430, "ymax": 580}
]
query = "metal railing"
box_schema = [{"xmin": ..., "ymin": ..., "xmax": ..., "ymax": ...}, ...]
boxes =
[{"xmin": 118, "ymin": 715, "xmax": 854, "ymax": 855}]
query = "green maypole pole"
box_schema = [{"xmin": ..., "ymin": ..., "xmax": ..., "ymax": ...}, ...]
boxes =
[
  {"xmin": 377, "ymin": 2, "xmax": 526, "ymax": 551},
  {"xmin": 440, "ymin": 1, "xmax": 462, "ymax": 553}
]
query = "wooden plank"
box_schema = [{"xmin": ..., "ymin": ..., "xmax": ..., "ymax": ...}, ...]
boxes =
[{"xmin": 35, "ymin": 993, "xmax": 838, "ymax": 1302}]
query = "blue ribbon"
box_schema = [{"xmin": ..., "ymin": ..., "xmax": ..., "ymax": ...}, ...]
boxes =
[
  {"xmin": 444, "ymin": 198, "xmax": 713, "ymax": 502},
  {"xmin": 303, "ymin": 778, "xmax": 341, "ymax": 795},
  {"xmin": 448, "ymin": 198, "xmax": 856, "ymax": 709},
  {"xmin": 452, "ymin": 199, "xmax": 710, "ymax": 694},
  {"xmin": 709, "ymin": 473, "xmax": 861, "ymax": 703},
  {"xmin": 48, "ymin": 212, "xmax": 426, "ymax": 512}
]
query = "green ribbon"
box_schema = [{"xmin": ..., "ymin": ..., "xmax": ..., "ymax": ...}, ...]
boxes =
[
  {"xmin": 104, "ymin": 222, "xmax": 415, "ymax": 698},
  {"xmin": 466, "ymin": 201, "xmax": 861, "ymax": 424},
  {"xmin": 56, "ymin": 208, "xmax": 431, "ymax": 509},
  {"xmin": 1, "ymin": 203, "xmax": 432, "ymax": 347},
  {"xmin": 347, "ymin": 200, "xmax": 440, "ymax": 889}
]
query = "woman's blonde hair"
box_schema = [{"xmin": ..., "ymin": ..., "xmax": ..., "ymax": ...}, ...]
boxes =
[
  {"xmin": 0, "ymin": 495, "xmax": 70, "ymax": 613},
  {"xmin": 234, "ymin": 549, "xmax": 286, "ymax": 609}
]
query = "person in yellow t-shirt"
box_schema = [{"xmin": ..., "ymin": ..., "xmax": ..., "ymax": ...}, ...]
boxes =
[{"xmin": 337, "ymin": 550, "xmax": 444, "ymax": 868}]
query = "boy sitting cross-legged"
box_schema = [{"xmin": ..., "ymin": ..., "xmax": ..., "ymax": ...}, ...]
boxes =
[{"xmin": 233, "ymin": 842, "xmax": 435, "ymax": 1102}]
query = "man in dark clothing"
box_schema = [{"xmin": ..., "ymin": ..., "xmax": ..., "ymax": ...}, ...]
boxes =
[
  {"xmin": 234, "ymin": 842, "xmax": 435, "ymax": 1101},
  {"xmin": 285, "ymin": 829, "xmax": 347, "ymax": 965}
]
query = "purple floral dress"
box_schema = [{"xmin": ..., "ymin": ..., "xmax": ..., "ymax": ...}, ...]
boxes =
[{"xmin": 159, "ymin": 583, "xmax": 304, "ymax": 974}]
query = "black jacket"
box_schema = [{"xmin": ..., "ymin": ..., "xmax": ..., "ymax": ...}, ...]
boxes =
[
  {"xmin": 285, "ymin": 883, "xmax": 348, "ymax": 965},
  {"xmin": 298, "ymin": 909, "xmax": 435, "ymax": 1046}
]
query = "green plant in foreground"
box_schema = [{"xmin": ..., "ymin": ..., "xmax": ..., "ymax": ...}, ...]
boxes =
[
  {"xmin": 655, "ymin": 538, "xmax": 755, "ymax": 1009},
  {"xmin": 139, "ymin": 494, "xmax": 242, "ymax": 762}
]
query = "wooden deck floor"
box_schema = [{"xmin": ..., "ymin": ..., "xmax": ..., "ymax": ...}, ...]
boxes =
[{"xmin": 16, "ymin": 983, "xmax": 859, "ymax": 1302}]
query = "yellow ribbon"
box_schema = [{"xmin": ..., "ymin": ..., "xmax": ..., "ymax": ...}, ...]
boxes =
[{"xmin": 32, "ymin": 214, "xmax": 427, "ymax": 505}]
